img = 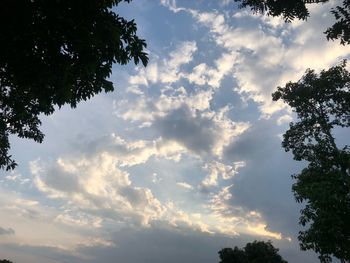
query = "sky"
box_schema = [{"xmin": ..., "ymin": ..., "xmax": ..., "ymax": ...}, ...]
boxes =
[{"xmin": 1, "ymin": 1, "xmax": 349, "ymax": 262}]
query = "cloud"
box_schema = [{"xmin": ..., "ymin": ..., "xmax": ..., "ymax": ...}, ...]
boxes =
[
  {"xmin": 27, "ymin": 128, "xmax": 292, "ymax": 250},
  {"xmin": 222, "ymin": 118, "xmax": 305, "ymax": 238},
  {"xmin": 206, "ymin": 185, "xmax": 284, "ymax": 240},
  {"xmin": 162, "ymin": 1, "xmax": 350, "ymax": 117},
  {"xmin": 153, "ymin": 105, "xmax": 249, "ymax": 159},
  {"xmin": 1, "ymin": 241, "xmax": 113, "ymax": 263},
  {"xmin": 160, "ymin": 41, "xmax": 198, "ymax": 83},
  {"xmin": 114, "ymin": 85, "xmax": 213, "ymax": 125},
  {"xmin": 31, "ymin": 153, "xmax": 166, "ymax": 227},
  {"xmin": 54, "ymin": 211, "xmax": 103, "ymax": 229},
  {"xmin": 0, "ymin": 226, "xmax": 15, "ymax": 235},
  {"xmin": 154, "ymin": 106, "xmax": 220, "ymax": 157},
  {"xmin": 0, "ymin": 225, "xmax": 317, "ymax": 263},
  {"xmin": 181, "ymin": 51, "xmax": 239, "ymax": 89},
  {"xmin": 277, "ymin": 114, "xmax": 293, "ymax": 126},
  {"xmin": 80, "ymin": 133, "xmax": 187, "ymax": 166},
  {"xmin": 128, "ymin": 41, "xmax": 198, "ymax": 86},
  {"xmin": 0, "ymin": 190, "xmax": 112, "ymax": 255},
  {"xmin": 4, "ymin": 172, "xmax": 30, "ymax": 185},
  {"xmin": 117, "ymin": 66, "xmax": 250, "ymax": 161},
  {"xmin": 202, "ymin": 160, "xmax": 246, "ymax": 186},
  {"xmin": 75, "ymin": 224, "xmax": 318, "ymax": 263},
  {"xmin": 176, "ymin": 182, "xmax": 193, "ymax": 190},
  {"xmin": 129, "ymin": 35, "xmax": 239, "ymax": 91}
]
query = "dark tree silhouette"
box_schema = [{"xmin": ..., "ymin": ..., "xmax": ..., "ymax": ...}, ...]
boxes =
[
  {"xmin": 0, "ymin": 0, "xmax": 148, "ymax": 170},
  {"xmin": 234, "ymin": 0, "xmax": 350, "ymax": 44},
  {"xmin": 219, "ymin": 247, "xmax": 248, "ymax": 263},
  {"xmin": 219, "ymin": 241, "xmax": 288, "ymax": 263},
  {"xmin": 272, "ymin": 61, "xmax": 350, "ymax": 263},
  {"xmin": 0, "ymin": 260, "xmax": 13, "ymax": 263}
]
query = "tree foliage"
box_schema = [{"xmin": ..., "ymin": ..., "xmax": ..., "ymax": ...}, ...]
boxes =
[
  {"xmin": 0, "ymin": 260, "xmax": 13, "ymax": 263},
  {"xmin": 218, "ymin": 241, "xmax": 288, "ymax": 263},
  {"xmin": 0, "ymin": 0, "xmax": 148, "ymax": 170},
  {"xmin": 325, "ymin": 0, "xmax": 350, "ymax": 45},
  {"xmin": 234, "ymin": 0, "xmax": 350, "ymax": 44},
  {"xmin": 272, "ymin": 61, "xmax": 350, "ymax": 262}
]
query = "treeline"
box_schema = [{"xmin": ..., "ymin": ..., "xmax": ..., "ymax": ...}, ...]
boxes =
[{"xmin": 219, "ymin": 241, "xmax": 287, "ymax": 263}]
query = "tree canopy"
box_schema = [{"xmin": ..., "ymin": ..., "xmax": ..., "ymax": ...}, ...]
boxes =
[
  {"xmin": 0, "ymin": 0, "xmax": 148, "ymax": 170},
  {"xmin": 234, "ymin": 0, "xmax": 350, "ymax": 44},
  {"xmin": 272, "ymin": 61, "xmax": 350, "ymax": 262},
  {"xmin": 218, "ymin": 240, "xmax": 288, "ymax": 263}
]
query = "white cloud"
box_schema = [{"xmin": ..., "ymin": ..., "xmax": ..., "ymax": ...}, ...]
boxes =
[
  {"xmin": 185, "ymin": 63, "xmax": 208, "ymax": 85},
  {"xmin": 55, "ymin": 210, "xmax": 103, "ymax": 229},
  {"xmin": 116, "ymin": 64, "xmax": 250, "ymax": 161},
  {"xmin": 160, "ymin": 41, "xmax": 198, "ymax": 83},
  {"xmin": 164, "ymin": 202, "xmax": 213, "ymax": 234},
  {"xmin": 277, "ymin": 114, "xmax": 293, "ymax": 125},
  {"xmin": 176, "ymin": 182, "xmax": 193, "ymax": 190},
  {"xmin": 207, "ymin": 185, "xmax": 284, "ymax": 240},
  {"xmin": 3, "ymin": 171, "xmax": 30, "ymax": 185},
  {"xmin": 0, "ymin": 189, "xmax": 112, "ymax": 253},
  {"xmin": 202, "ymin": 160, "xmax": 246, "ymax": 187},
  {"xmin": 246, "ymin": 223, "xmax": 282, "ymax": 240},
  {"xmin": 25, "ymin": 129, "xmax": 285, "ymax": 251},
  {"xmin": 31, "ymin": 152, "xmax": 166, "ymax": 227},
  {"xmin": 80, "ymin": 133, "xmax": 187, "ymax": 166},
  {"xmin": 162, "ymin": 3, "xmax": 350, "ymax": 117},
  {"xmin": 114, "ymin": 86, "xmax": 213, "ymax": 124},
  {"xmin": 127, "ymin": 41, "xmax": 198, "ymax": 87},
  {"xmin": 181, "ymin": 51, "xmax": 239, "ymax": 89}
]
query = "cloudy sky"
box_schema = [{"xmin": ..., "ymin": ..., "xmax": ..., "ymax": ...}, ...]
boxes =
[{"xmin": 1, "ymin": 1, "xmax": 349, "ymax": 262}]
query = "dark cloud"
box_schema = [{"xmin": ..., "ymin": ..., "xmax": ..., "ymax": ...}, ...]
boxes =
[
  {"xmin": 76, "ymin": 224, "xmax": 318, "ymax": 263},
  {"xmin": 44, "ymin": 163, "xmax": 81, "ymax": 193},
  {"xmin": 74, "ymin": 226, "xmax": 246, "ymax": 263},
  {"xmin": 0, "ymin": 226, "xmax": 15, "ymax": 235},
  {"xmin": 0, "ymin": 224, "xmax": 319, "ymax": 263},
  {"xmin": 223, "ymin": 119, "xmax": 306, "ymax": 237},
  {"xmin": 224, "ymin": 120, "xmax": 280, "ymax": 162},
  {"xmin": 153, "ymin": 106, "xmax": 219, "ymax": 156}
]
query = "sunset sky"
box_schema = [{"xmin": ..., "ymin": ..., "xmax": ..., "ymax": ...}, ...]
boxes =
[{"xmin": 0, "ymin": 1, "xmax": 349, "ymax": 262}]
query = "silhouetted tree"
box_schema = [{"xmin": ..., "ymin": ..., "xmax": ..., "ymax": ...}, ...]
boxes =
[
  {"xmin": 0, "ymin": 0, "xmax": 148, "ymax": 170},
  {"xmin": 0, "ymin": 260, "xmax": 13, "ymax": 263},
  {"xmin": 234, "ymin": 0, "xmax": 350, "ymax": 44},
  {"xmin": 272, "ymin": 61, "xmax": 350, "ymax": 262},
  {"xmin": 219, "ymin": 241, "xmax": 287, "ymax": 263},
  {"xmin": 219, "ymin": 247, "xmax": 248, "ymax": 263}
]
